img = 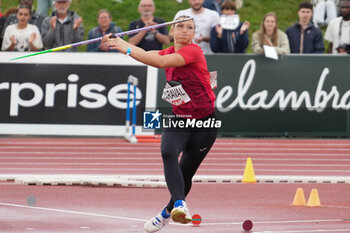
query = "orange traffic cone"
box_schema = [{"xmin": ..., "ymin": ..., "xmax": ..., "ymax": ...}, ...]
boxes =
[
  {"xmin": 292, "ymin": 188, "xmax": 306, "ymax": 206},
  {"xmin": 307, "ymin": 189, "xmax": 321, "ymax": 207},
  {"xmin": 242, "ymin": 157, "xmax": 257, "ymax": 183}
]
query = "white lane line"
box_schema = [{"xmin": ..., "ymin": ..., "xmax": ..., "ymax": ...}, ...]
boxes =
[
  {"xmin": 0, "ymin": 168, "xmax": 349, "ymax": 173},
  {"xmin": 0, "ymin": 202, "xmax": 146, "ymax": 222},
  {"xmin": 214, "ymin": 148, "xmax": 350, "ymax": 151},
  {"xmin": 0, "ymin": 162, "xmax": 349, "ymax": 168},
  {"xmin": 1, "ymin": 151, "xmax": 350, "ymax": 157},
  {"xmin": 1, "ymin": 140, "xmax": 350, "ymax": 147},
  {"xmin": 1, "ymin": 202, "xmax": 349, "ymax": 231},
  {"xmin": 0, "ymin": 141, "xmax": 139, "ymax": 145},
  {"xmin": 1, "ymin": 157, "xmax": 350, "ymax": 162},
  {"xmin": 200, "ymin": 219, "xmax": 349, "ymax": 226},
  {"xmin": 214, "ymin": 142, "xmax": 350, "ymax": 147},
  {"xmin": 259, "ymin": 229, "xmax": 350, "ymax": 233},
  {"xmin": 324, "ymin": 205, "xmax": 350, "ymax": 209},
  {"xmin": 1, "ymin": 146, "xmax": 350, "ymax": 151}
]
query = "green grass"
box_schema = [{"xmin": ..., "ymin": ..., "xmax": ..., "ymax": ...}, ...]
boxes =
[{"xmin": 2, "ymin": 0, "xmax": 326, "ymax": 52}]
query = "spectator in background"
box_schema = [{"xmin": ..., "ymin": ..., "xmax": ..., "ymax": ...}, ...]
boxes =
[
  {"xmin": 203, "ymin": 0, "xmax": 224, "ymax": 14},
  {"xmin": 1, "ymin": 0, "xmax": 44, "ymax": 44},
  {"xmin": 210, "ymin": 0, "xmax": 249, "ymax": 53},
  {"xmin": 235, "ymin": 0, "xmax": 243, "ymax": 9},
  {"xmin": 324, "ymin": 0, "xmax": 350, "ymax": 53},
  {"xmin": 128, "ymin": 0, "xmax": 170, "ymax": 51},
  {"xmin": 36, "ymin": 0, "xmax": 54, "ymax": 16},
  {"xmin": 4, "ymin": 8, "xmax": 19, "ymax": 18},
  {"xmin": 174, "ymin": 0, "xmax": 220, "ymax": 54},
  {"xmin": 41, "ymin": 0, "xmax": 83, "ymax": 51},
  {"xmin": 1, "ymin": 5, "xmax": 43, "ymax": 51},
  {"xmin": 204, "ymin": 0, "xmax": 243, "ymax": 14},
  {"xmin": 336, "ymin": 43, "xmax": 350, "ymax": 53},
  {"xmin": 286, "ymin": 2, "xmax": 324, "ymax": 53},
  {"xmin": 251, "ymin": 12, "xmax": 290, "ymax": 55},
  {"xmin": 1, "ymin": 0, "xmax": 44, "ymax": 32},
  {"xmin": 312, "ymin": 0, "xmax": 339, "ymax": 27},
  {"xmin": 87, "ymin": 9, "xmax": 122, "ymax": 52}
]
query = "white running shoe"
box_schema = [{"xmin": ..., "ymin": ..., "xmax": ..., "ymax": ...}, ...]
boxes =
[
  {"xmin": 170, "ymin": 201, "xmax": 192, "ymax": 224},
  {"xmin": 144, "ymin": 211, "xmax": 170, "ymax": 232}
]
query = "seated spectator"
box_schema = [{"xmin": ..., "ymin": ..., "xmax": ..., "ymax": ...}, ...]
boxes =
[
  {"xmin": 210, "ymin": 0, "xmax": 249, "ymax": 53},
  {"xmin": 41, "ymin": 0, "xmax": 84, "ymax": 51},
  {"xmin": 1, "ymin": 0, "xmax": 44, "ymax": 44},
  {"xmin": 36, "ymin": 0, "xmax": 54, "ymax": 16},
  {"xmin": 286, "ymin": 2, "xmax": 324, "ymax": 53},
  {"xmin": 312, "ymin": 0, "xmax": 339, "ymax": 27},
  {"xmin": 87, "ymin": 9, "xmax": 122, "ymax": 52},
  {"xmin": 251, "ymin": 12, "xmax": 290, "ymax": 55},
  {"xmin": 128, "ymin": 0, "xmax": 169, "ymax": 51},
  {"xmin": 1, "ymin": 4, "xmax": 43, "ymax": 51}
]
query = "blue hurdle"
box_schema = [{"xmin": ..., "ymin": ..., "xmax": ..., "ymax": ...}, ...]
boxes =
[{"xmin": 125, "ymin": 75, "xmax": 138, "ymax": 143}]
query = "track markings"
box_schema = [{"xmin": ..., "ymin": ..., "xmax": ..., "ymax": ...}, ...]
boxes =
[
  {"xmin": 1, "ymin": 145, "xmax": 350, "ymax": 152},
  {"xmin": 1, "ymin": 202, "xmax": 349, "ymax": 232},
  {"xmin": 258, "ymin": 229, "xmax": 350, "ymax": 233},
  {"xmin": 0, "ymin": 202, "xmax": 146, "ymax": 222}
]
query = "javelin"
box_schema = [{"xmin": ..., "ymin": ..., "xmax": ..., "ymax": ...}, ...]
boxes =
[{"xmin": 10, "ymin": 17, "xmax": 193, "ymax": 61}]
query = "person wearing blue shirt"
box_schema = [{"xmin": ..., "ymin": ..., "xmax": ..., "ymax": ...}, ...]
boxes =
[
  {"xmin": 210, "ymin": 0, "xmax": 250, "ymax": 53},
  {"xmin": 203, "ymin": 0, "xmax": 224, "ymax": 14},
  {"xmin": 87, "ymin": 9, "xmax": 122, "ymax": 52},
  {"xmin": 286, "ymin": 2, "xmax": 324, "ymax": 53}
]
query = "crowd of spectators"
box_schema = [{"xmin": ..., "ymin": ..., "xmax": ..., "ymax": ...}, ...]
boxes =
[{"xmin": 0, "ymin": 0, "xmax": 349, "ymax": 55}]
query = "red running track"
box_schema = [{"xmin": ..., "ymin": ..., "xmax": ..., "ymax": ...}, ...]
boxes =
[
  {"xmin": 1, "ymin": 182, "xmax": 350, "ymax": 233},
  {"xmin": 0, "ymin": 137, "xmax": 350, "ymax": 176},
  {"xmin": 1, "ymin": 137, "xmax": 350, "ymax": 233}
]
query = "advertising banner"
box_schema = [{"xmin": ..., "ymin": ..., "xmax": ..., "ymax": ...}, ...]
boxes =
[
  {"xmin": 1, "ymin": 52, "xmax": 349, "ymax": 137},
  {"xmin": 0, "ymin": 52, "xmax": 157, "ymax": 136},
  {"xmin": 157, "ymin": 55, "xmax": 350, "ymax": 137}
]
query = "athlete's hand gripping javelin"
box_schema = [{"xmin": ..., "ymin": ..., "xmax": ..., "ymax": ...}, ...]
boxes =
[{"xmin": 101, "ymin": 16, "xmax": 196, "ymax": 69}]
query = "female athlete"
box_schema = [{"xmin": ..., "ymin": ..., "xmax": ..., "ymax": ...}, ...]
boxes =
[{"xmin": 102, "ymin": 15, "xmax": 218, "ymax": 233}]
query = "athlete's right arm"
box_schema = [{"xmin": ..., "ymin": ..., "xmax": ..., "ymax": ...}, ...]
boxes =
[{"xmin": 103, "ymin": 35, "xmax": 186, "ymax": 68}]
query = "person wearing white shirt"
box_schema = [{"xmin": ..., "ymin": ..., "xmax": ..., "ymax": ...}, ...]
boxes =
[
  {"xmin": 324, "ymin": 0, "xmax": 350, "ymax": 53},
  {"xmin": 1, "ymin": 4, "xmax": 43, "ymax": 51},
  {"xmin": 312, "ymin": 0, "xmax": 339, "ymax": 27},
  {"xmin": 173, "ymin": 0, "xmax": 220, "ymax": 54}
]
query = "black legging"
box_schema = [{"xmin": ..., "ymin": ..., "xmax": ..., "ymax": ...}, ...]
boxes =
[{"xmin": 160, "ymin": 112, "xmax": 218, "ymax": 212}]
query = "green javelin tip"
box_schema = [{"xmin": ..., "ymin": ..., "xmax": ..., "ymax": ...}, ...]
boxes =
[
  {"xmin": 10, "ymin": 49, "xmax": 54, "ymax": 61},
  {"xmin": 9, "ymin": 44, "xmax": 72, "ymax": 61}
]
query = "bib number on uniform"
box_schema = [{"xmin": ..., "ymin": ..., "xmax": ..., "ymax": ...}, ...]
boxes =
[{"xmin": 162, "ymin": 82, "xmax": 191, "ymax": 106}]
